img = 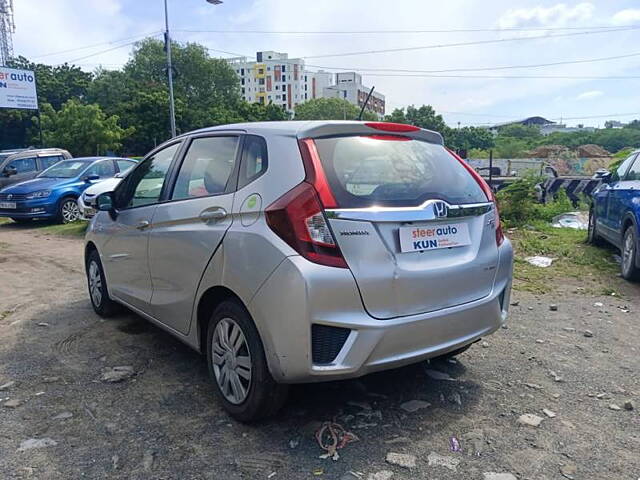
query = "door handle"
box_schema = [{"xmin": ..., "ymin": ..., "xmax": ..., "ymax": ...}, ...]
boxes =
[
  {"xmin": 136, "ymin": 220, "xmax": 150, "ymax": 230},
  {"xmin": 200, "ymin": 208, "xmax": 227, "ymax": 222}
]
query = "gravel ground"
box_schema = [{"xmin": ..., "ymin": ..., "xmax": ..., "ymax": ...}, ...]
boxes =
[{"xmin": 0, "ymin": 223, "xmax": 639, "ymax": 480}]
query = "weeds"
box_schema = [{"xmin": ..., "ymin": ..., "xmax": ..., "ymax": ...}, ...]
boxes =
[{"xmin": 509, "ymin": 221, "xmax": 617, "ymax": 294}]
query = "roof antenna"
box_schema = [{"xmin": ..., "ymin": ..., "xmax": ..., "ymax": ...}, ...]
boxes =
[{"xmin": 358, "ymin": 86, "xmax": 375, "ymax": 120}]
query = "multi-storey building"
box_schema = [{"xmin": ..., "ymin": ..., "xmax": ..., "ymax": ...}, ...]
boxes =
[
  {"xmin": 323, "ymin": 72, "xmax": 385, "ymax": 118},
  {"xmin": 227, "ymin": 51, "xmax": 319, "ymax": 114},
  {"xmin": 227, "ymin": 52, "xmax": 385, "ymax": 118}
]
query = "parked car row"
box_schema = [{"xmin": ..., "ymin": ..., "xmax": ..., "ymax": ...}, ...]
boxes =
[{"xmin": 0, "ymin": 155, "xmax": 136, "ymax": 223}]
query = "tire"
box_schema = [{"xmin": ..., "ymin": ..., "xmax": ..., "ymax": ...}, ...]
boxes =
[
  {"xmin": 86, "ymin": 249, "xmax": 120, "ymax": 317},
  {"xmin": 206, "ymin": 300, "xmax": 288, "ymax": 422},
  {"xmin": 57, "ymin": 197, "xmax": 81, "ymax": 224},
  {"xmin": 433, "ymin": 343, "xmax": 472, "ymax": 361},
  {"xmin": 587, "ymin": 207, "xmax": 604, "ymax": 246},
  {"xmin": 621, "ymin": 226, "xmax": 640, "ymax": 281},
  {"xmin": 11, "ymin": 218, "xmax": 32, "ymax": 224}
]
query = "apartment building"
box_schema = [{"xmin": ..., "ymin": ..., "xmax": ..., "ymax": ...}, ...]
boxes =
[
  {"xmin": 323, "ymin": 72, "xmax": 385, "ymax": 118},
  {"xmin": 227, "ymin": 52, "xmax": 385, "ymax": 118},
  {"xmin": 227, "ymin": 51, "xmax": 320, "ymax": 113}
]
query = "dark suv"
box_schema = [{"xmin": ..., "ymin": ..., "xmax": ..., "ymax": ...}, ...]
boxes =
[{"xmin": 0, "ymin": 148, "xmax": 72, "ymax": 189}]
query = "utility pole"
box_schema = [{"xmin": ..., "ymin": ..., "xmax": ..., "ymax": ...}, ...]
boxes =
[
  {"xmin": 164, "ymin": 0, "xmax": 223, "ymax": 138},
  {"xmin": 163, "ymin": 0, "xmax": 177, "ymax": 138}
]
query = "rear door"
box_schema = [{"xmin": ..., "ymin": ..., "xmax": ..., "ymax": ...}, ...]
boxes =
[
  {"xmin": 314, "ymin": 135, "xmax": 499, "ymax": 319},
  {"xmin": 147, "ymin": 134, "xmax": 241, "ymax": 334}
]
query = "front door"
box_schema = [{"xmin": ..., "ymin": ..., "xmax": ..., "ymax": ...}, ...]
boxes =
[
  {"xmin": 99, "ymin": 141, "xmax": 182, "ymax": 310},
  {"xmin": 596, "ymin": 153, "xmax": 637, "ymax": 243},
  {"xmin": 147, "ymin": 135, "xmax": 241, "ymax": 334},
  {"xmin": 603, "ymin": 153, "xmax": 638, "ymax": 244}
]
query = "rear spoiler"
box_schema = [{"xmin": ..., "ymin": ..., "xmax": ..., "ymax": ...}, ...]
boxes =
[{"xmin": 296, "ymin": 121, "xmax": 443, "ymax": 145}]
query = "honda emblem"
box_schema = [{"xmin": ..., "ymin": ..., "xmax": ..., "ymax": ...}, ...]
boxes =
[{"xmin": 432, "ymin": 201, "xmax": 448, "ymax": 218}]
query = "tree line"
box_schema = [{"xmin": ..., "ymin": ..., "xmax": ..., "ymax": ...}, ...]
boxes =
[{"xmin": 1, "ymin": 37, "xmax": 639, "ymax": 158}]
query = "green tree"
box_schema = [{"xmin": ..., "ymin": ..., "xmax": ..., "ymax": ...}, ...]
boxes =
[
  {"xmin": 39, "ymin": 99, "xmax": 133, "ymax": 156},
  {"xmin": 293, "ymin": 97, "xmax": 376, "ymax": 121},
  {"xmin": 385, "ymin": 105, "xmax": 448, "ymax": 133},
  {"xmin": 446, "ymin": 126, "xmax": 494, "ymax": 151},
  {"xmin": 497, "ymin": 124, "xmax": 542, "ymax": 140},
  {"xmin": 493, "ymin": 137, "xmax": 530, "ymax": 158}
]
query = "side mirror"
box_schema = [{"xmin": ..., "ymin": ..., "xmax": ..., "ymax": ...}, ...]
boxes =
[
  {"xmin": 3, "ymin": 166, "xmax": 17, "ymax": 177},
  {"xmin": 83, "ymin": 174, "xmax": 100, "ymax": 182},
  {"xmin": 96, "ymin": 192, "xmax": 114, "ymax": 212},
  {"xmin": 601, "ymin": 172, "xmax": 612, "ymax": 184}
]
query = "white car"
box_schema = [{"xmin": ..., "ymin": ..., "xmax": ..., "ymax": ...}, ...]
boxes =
[{"xmin": 79, "ymin": 160, "xmax": 137, "ymax": 218}]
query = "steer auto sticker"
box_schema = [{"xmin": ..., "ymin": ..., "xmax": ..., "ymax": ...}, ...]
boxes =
[{"xmin": 399, "ymin": 223, "xmax": 471, "ymax": 252}]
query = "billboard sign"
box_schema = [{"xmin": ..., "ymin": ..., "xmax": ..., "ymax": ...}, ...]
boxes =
[{"xmin": 0, "ymin": 67, "xmax": 38, "ymax": 110}]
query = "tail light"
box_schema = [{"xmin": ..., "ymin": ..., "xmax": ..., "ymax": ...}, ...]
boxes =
[
  {"xmin": 448, "ymin": 148, "xmax": 504, "ymax": 246},
  {"xmin": 264, "ymin": 140, "xmax": 347, "ymax": 268}
]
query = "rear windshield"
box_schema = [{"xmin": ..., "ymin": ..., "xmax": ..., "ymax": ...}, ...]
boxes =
[{"xmin": 314, "ymin": 136, "xmax": 487, "ymax": 208}]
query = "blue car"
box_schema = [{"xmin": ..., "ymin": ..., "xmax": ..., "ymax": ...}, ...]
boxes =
[
  {"xmin": 589, "ymin": 149, "xmax": 640, "ymax": 280},
  {"xmin": 0, "ymin": 157, "xmax": 136, "ymax": 224}
]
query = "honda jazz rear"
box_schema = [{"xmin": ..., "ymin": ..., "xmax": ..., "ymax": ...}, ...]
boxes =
[{"xmin": 85, "ymin": 120, "xmax": 513, "ymax": 422}]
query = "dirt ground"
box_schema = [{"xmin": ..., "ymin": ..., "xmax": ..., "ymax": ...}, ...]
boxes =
[{"xmin": 1, "ymin": 222, "xmax": 639, "ymax": 480}]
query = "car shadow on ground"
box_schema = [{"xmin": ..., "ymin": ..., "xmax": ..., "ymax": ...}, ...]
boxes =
[{"xmin": 3, "ymin": 299, "xmax": 485, "ymax": 478}]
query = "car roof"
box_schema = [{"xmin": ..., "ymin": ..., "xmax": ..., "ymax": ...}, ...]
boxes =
[{"xmin": 180, "ymin": 121, "xmax": 444, "ymax": 145}]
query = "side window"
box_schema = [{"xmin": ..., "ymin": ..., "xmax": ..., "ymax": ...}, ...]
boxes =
[
  {"xmin": 84, "ymin": 160, "xmax": 116, "ymax": 178},
  {"xmin": 115, "ymin": 142, "xmax": 181, "ymax": 209},
  {"xmin": 238, "ymin": 135, "xmax": 268, "ymax": 189},
  {"xmin": 8, "ymin": 157, "xmax": 37, "ymax": 173},
  {"xmin": 171, "ymin": 136, "xmax": 239, "ymax": 200},
  {"xmin": 612, "ymin": 154, "xmax": 637, "ymax": 182},
  {"xmin": 116, "ymin": 159, "xmax": 135, "ymax": 174},
  {"xmin": 625, "ymin": 156, "xmax": 640, "ymax": 181},
  {"xmin": 40, "ymin": 155, "xmax": 63, "ymax": 169}
]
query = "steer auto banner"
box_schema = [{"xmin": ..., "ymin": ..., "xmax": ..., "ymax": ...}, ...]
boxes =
[{"xmin": 0, "ymin": 67, "xmax": 38, "ymax": 110}]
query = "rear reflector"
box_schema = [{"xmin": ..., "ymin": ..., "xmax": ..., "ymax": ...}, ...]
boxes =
[{"xmin": 364, "ymin": 122, "xmax": 420, "ymax": 133}]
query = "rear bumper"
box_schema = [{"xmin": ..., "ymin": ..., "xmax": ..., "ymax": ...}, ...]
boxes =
[{"xmin": 249, "ymin": 238, "xmax": 513, "ymax": 383}]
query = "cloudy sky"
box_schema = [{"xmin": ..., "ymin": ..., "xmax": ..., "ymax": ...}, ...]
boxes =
[{"xmin": 11, "ymin": 0, "xmax": 640, "ymax": 127}]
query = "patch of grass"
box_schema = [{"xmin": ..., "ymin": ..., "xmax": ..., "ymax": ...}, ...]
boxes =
[
  {"xmin": 509, "ymin": 221, "xmax": 618, "ymax": 294},
  {"xmin": 38, "ymin": 221, "xmax": 88, "ymax": 237}
]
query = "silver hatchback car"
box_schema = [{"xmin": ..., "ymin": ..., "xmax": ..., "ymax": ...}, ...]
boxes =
[{"xmin": 85, "ymin": 121, "xmax": 513, "ymax": 421}]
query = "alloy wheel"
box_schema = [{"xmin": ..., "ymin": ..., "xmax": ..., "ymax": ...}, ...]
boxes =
[
  {"xmin": 211, "ymin": 318, "xmax": 252, "ymax": 405},
  {"xmin": 88, "ymin": 261, "xmax": 102, "ymax": 307},
  {"xmin": 61, "ymin": 199, "xmax": 80, "ymax": 223}
]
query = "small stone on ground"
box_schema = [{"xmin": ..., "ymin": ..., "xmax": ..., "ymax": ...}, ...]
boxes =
[
  {"xmin": 427, "ymin": 452, "xmax": 460, "ymax": 472},
  {"xmin": 101, "ymin": 366, "xmax": 135, "ymax": 383},
  {"xmin": 483, "ymin": 474, "xmax": 517, "ymax": 480},
  {"xmin": 399, "ymin": 399, "xmax": 431, "ymax": 413},
  {"xmin": 17, "ymin": 438, "xmax": 57, "ymax": 451},
  {"xmin": 385, "ymin": 452, "xmax": 416, "ymax": 469},
  {"xmin": 368, "ymin": 471, "xmax": 393, "ymax": 480},
  {"xmin": 518, "ymin": 413, "xmax": 544, "ymax": 427}
]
